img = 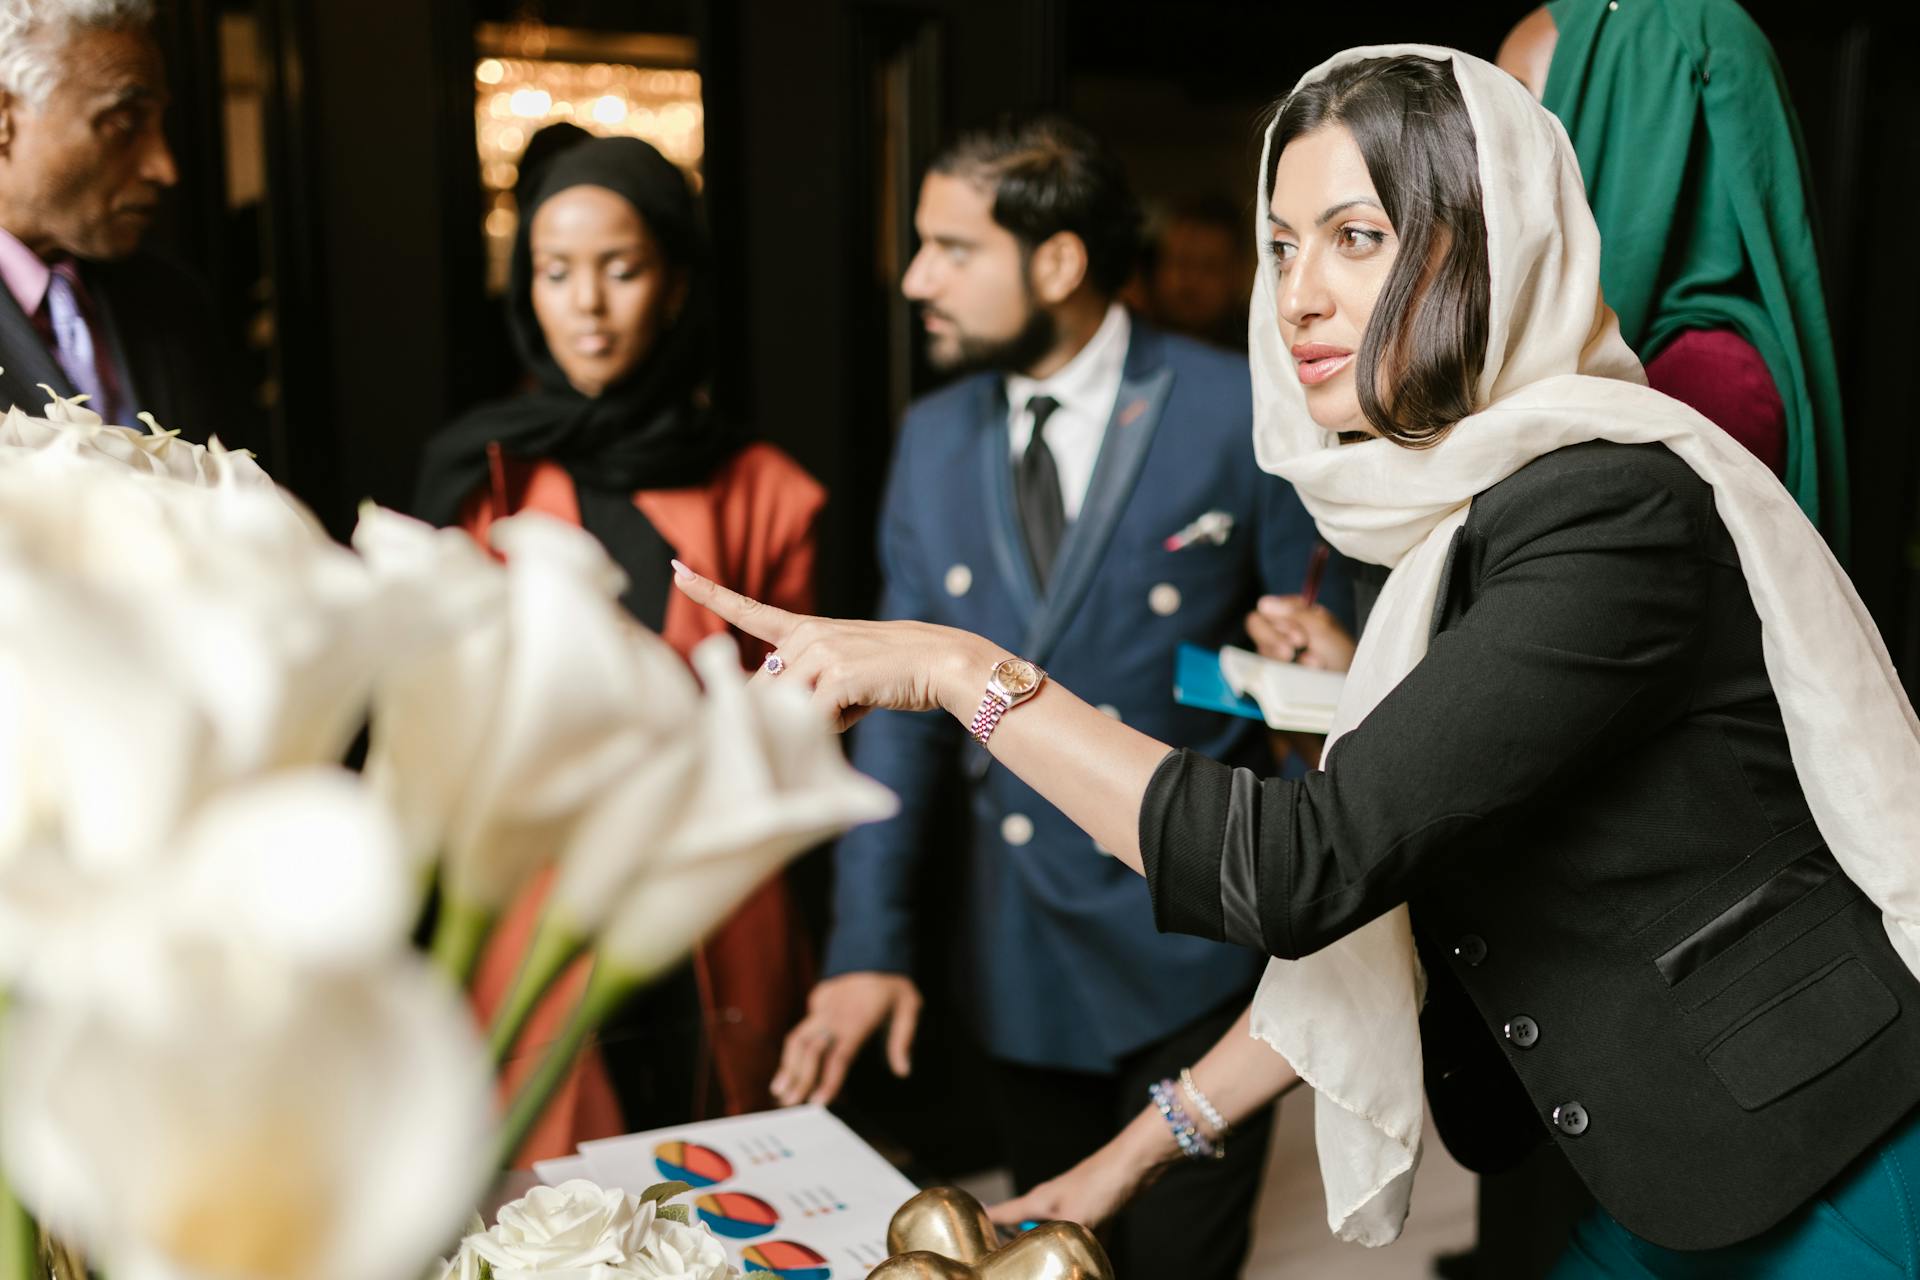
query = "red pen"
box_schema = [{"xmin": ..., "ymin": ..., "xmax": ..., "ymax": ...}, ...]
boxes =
[{"xmin": 1300, "ymin": 542, "xmax": 1330, "ymax": 608}]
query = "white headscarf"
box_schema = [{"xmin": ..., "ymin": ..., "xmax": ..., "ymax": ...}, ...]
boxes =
[{"xmin": 1247, "ymin": 44, "xmax": 1920, "ymax": 1246}]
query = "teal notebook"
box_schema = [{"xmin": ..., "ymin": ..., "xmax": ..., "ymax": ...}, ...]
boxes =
[{"xmin": 1173, "ymin": 643, "xmax": 1266, "ymax": 723}]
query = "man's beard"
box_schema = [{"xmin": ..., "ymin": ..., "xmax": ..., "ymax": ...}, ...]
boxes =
[{"xmin": 925, "ymin": 299, "xmax": 1057, "ymax": 376}]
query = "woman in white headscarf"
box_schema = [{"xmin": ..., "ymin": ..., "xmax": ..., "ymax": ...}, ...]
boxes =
[{"xmin": 674, "ymin": 46, "xmax": 1920, "ymax": 1274}]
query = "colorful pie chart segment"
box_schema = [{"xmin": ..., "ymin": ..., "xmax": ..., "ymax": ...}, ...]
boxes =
[
  {"xmin": 742, "ymin": 1240, "xmax": 831, "ymax": 1279},
  {"xmin": 654, "ymin": 1140, "xmax": 734, "ymax": 1188},
  {"xmin": 695, "ymin": 1191, "xmax": 779, "ymax": 1239}
]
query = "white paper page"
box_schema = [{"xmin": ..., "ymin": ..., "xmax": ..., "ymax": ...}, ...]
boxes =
[
  {"xmin": 577, "ymin": 1104, "xmax": 920, "ymax": 1277},
  {"xmin": 531, "ymin": 1153, "xmax": 594, "ymax": 1185},
  {"xmin": 1219, "ymin": 644, "xmax": 1346, "ymax": 733}
]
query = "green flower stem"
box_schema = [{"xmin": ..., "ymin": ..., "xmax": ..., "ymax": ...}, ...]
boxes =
[
  {"xmin": 488, "ymin": 917, "xmax": 588, "ymax": 1066},
  {"xmin": 493, "ymin": 960, "xmax": 647, "ymax": 1171},
  {"xmin": 0, "ymin": 1176, "xmax": 32, "ymax": 1280},
  {"xmin": 430, "ymin": 897, "xmax": 497, "ymax": 989},
  {"xmin": 0, "ymin": 993, "xmax": 37, "ymax": 1280}
]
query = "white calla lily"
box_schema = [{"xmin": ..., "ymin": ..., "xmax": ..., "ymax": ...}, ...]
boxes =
[
  {"xmin": 596, "ymin": 635, "xmax": 898, "ymax": 978},
  {"xmin": 0, "ymin": 959, "xmax": 494, "ymax": 1280},
  {"xmin": 352, "ymin": 504, "xmax": 511, "ymax": 871},
  {"xmin": 436, "ymin": 514, "xmax": 697, "ymax": 920},
  {"xmin": 0, "ymin": 770, "xmax": 416, "ymax": 1030}
]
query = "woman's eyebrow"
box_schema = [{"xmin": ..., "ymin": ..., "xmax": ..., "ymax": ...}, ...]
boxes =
[{"xmin": 1266, "ymin": 198, "xmax": 1385, "ymax": 233}]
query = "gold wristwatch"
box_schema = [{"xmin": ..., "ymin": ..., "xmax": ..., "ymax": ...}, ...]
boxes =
[{"xmin": 968, "ymin": 656, "xmax": 1046, "ymax": 746}]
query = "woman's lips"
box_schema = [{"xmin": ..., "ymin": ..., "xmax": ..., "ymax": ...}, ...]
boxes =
[
  {"xmin": 573, "ymin": 333, "xmax": 614, "ymax": 356},
  {"xmin": 1292, "ymin": 344, "xmax": 1354, "ymax": 387}
]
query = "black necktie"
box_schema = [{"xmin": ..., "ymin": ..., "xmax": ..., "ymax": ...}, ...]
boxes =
[{"xmin": 1016, "ymin": 394, "xmax": 1066, "ymax": 588}]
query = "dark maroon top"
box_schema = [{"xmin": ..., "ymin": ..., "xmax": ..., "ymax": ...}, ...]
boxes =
[{"xmin": 1643, "ymin": 328, "xmax": 1786, "ymax": 477}]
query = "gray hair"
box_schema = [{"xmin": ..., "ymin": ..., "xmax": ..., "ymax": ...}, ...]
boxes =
[{"xmin": 0, "ymin": 0, "xmax": 155, "ymax": 109}]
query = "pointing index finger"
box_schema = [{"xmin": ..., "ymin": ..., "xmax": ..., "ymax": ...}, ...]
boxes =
[{"xmin": 670, "ymin": 559, "xmax": 797, "ymax": 646}]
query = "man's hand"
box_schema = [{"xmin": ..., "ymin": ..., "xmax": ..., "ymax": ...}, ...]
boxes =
[
  {"xmin": 1244, "ymin": 594, "xmax": 1356, "ymax": 672},
  {"xmin": 772, "ymin": 972, "xmax": 922, "ymax": 1106}
]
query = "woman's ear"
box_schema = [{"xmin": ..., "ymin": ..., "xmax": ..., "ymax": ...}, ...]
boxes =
[{"xmin": 1028, "ymin": 230, "xmax": 1091, "ymax": 306}]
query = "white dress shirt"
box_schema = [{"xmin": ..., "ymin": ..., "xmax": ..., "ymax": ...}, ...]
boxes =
[{"xmin": 1005, "ymin": 302, "xmax": 1131, "ymax": 522}]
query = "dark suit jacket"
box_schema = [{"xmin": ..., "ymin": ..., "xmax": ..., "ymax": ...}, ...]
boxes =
[
  {"xmin": 0, "ymin": 252, "xmax": 226, "ymax": 444},
  {"xmin": 1143, "ymin": 439, "xmax": 1920, "ymax": 1249},
  {"xmin": 827, "ymin": 321, "xmax": 1352, "ymax": 1072}
]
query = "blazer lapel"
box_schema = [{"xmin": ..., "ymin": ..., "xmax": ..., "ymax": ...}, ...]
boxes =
[
  {"xmin": 1021, "ymin": 325, "xmax": 1175, "ymax": 665},
  {"xmin": 977, "ymin": 375, "xmax": 1043, "ymax": 622},
  {"xmin": 85, "ymin": 266, "xmax": 153, "ymax": 425},
  {"xmin": 0, "ymin": 285, "xmax": 73, "ymax": 416},
  {"xmin": 1428, "ymin": 524, "xmax": 1468, "ymax": 641}
]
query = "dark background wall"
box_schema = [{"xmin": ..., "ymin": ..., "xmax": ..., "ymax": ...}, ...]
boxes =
[{"xmin": 147, "ymin": 0, "xmax": 1918, "ymax": 690}]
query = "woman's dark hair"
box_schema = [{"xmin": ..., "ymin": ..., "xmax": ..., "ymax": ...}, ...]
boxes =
[
  {"xmin": 1269, "ymin": 56, "xmax": 1489, "ymax": 446},
  {"xmin": 930, "ymin": 116, "xmax": 1144, "ymax": 297}
]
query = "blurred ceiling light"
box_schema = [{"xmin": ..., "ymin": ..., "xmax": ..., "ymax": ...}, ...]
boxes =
[{"xmin": 472, "ymin": 28, "xmax": 703, "ymax": 294}]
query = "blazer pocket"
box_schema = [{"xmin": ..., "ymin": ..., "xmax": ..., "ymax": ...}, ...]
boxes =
[{"xmin": 1703, "ymin": 956, "xmax": 1898, "ymax": 1111}]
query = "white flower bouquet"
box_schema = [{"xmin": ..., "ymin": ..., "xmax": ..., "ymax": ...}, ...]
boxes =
[
  {"xmin": 439, "ymin": 1180, "xmax": 739, "ymax": 1280},
  {"xmin": 0, "ymin": 394, "xmax": 894, "ymax": 1280}
]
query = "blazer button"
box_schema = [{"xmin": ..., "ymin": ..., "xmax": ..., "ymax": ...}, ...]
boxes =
[
  {"xmin": 945, "ymin": 564, "xmax": 973, "ymax": 597},
  {"xmin": 1001, "ymin": 813, "xmax": 1035, "ymax": 846},
  {"xmin": 1504, "ymin": 1015, "xmax": 1539, "ymax": 1049},
  {"xmin": 1148, "ymin": 583, "xmax": 1182, "ymax": 616},
  {"xmin": 1552, "ymin": 1102, "xmax": 1589, "ymax": 1136},
  {"xmin": 1453, "ymin": 934, "xmax": 1487, "ymax": 966}
]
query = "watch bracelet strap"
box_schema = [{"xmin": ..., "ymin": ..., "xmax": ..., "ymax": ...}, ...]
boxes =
[{"xmin": 969, "ymin": 692, "xmax": 1011, "ymax": 745}]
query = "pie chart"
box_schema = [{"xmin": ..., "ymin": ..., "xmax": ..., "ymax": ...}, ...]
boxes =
[
  {"xmin": 742, "ymin": 1240, "xmax": 831, "ymax": 1279},
  {"xmin": 654, "ymin": 1140, "xmax": 734, "ymax": 1187},
  {"xmin": 694, "ymin": 1191, "xmax": 779, "ymax": 1239}
]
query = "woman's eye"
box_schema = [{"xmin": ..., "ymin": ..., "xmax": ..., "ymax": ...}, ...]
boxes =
[
  {"xmin": 1339, "ymin": 226, "xmax": 1387, "ymax": 252},
  {"xmin": 1270, "ymin": 240, "xmax": 1297, "ymax": 272},
  {"xmin": 540, "ymin": 265, "xmax": 567, "ymax": 283}
]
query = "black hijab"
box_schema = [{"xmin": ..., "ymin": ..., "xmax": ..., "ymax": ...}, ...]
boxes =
[{"xmin": 414, "ymin": 136, "xmax": 741, "ymax": 627}]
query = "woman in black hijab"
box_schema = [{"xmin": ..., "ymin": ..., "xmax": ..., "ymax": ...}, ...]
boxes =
[{"xmin": 417, "ymin": 135, "xmax": 827, "ymax": 1164}]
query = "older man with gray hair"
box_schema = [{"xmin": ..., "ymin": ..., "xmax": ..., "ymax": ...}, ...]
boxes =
[{"xmin": 0, "ymin": 0, "xmax": 224, "ymax": 439}]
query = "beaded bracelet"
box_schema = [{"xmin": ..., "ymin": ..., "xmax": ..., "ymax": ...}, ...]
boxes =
[
  {"xmin": 1180, "ymin": 1067, "xmax": 1232, "ymax": 1142},
  {"xmin": 1148, "ymin": 1078, "xmax": 1222, "ymax": 1161}
]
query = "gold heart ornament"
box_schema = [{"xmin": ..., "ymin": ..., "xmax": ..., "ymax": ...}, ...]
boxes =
[{"xmin": 870, "ymin": 1187, "xmax": 1115, "ymax": 1280}]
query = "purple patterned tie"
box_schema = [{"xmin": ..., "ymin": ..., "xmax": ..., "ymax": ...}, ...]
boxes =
[{"xmin": 44, "ymin": 261, "xmax": 115, "ymax": 423}]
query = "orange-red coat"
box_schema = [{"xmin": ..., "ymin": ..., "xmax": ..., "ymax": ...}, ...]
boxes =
[{"xmin": 460, "ymin": 441, "xmax": 826, "ymax": 1166}]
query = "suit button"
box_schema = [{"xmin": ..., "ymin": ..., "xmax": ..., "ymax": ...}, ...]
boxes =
[
  {"xmin": 1148, "ymin": 583, "xmax": 1182, "ymax": 616},
  {"xmin": 1552, "ymin": 1102, "xmax": 1589, "ymax": 1136},
  {"xmin": 944, "ymin": 564, "xmax": 973, "ymax": 597},
  {"xmin": 1453, "ymin": 935, "xmax": 1487, "ymax": 966},
  {"xmin": 1504, "ymin": 1015, "xmax": 1539, "ymax": 1049},
  {"xmin": 1001, "ymin": 813, "xmax": 1034, "ymax": 846}
]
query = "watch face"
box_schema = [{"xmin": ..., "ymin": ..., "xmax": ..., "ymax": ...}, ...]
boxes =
[{"xmin": 994, "ymin": 657, "xmax": 1040, "ymax": 696}]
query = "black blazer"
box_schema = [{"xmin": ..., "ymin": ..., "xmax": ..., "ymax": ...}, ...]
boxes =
[
  {"xmin": 1142, "ymin": 440, "xmax": 1920, "ymax": 1250},
  {"xmin": 0, "ymin": 252, "xmax": 226, "ymax": 445}
]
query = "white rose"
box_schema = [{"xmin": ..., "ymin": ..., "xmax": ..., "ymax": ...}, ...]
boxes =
[{"xmin": 462, "ymin": 1181, "xmax": 738, "ymax": 1279}]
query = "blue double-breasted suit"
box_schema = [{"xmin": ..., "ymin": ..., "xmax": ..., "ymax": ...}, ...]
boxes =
[{"xmin": 825, "ymin": 321, "xmax": 1349, "ymax": 1071}]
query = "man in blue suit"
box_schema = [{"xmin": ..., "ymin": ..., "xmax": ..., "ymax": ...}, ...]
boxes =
[{"xmin": 773, "ymin": 118, "xmax": 1348, "ymax": 1276}]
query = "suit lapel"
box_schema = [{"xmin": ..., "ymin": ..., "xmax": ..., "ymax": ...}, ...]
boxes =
[
  {"xmin": 976, "ymin": 375, "xmax": 1043, "ymax": 622},
  {"xmin": 1021, "ymin": 326, "xmax": 1175, "ymax": 665},
  {"xmin": 0, "ymin": 284, "xmax": 73, "ymax": 416},
  {"xmin": 84, "ymin": 265, "xmax": 152, "ymax": 424}
]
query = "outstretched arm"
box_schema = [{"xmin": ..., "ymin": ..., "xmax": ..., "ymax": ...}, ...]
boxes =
[
  {"xmin": 672, "ymin": 561, "xmax": 1169, "ymax": 876},
  {"xmin": 989, "ymin": 1006, "xmax": 1302, "ymax": 1232}
]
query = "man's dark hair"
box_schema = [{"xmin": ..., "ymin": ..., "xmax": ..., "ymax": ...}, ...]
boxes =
[
  {"xmin": 1268, "ymin": 56, "xmax": 1490, "ymax": 448},
  {"xmin": 930, "ymin": 116, "xmax": 1144, "ymax": 298}
]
